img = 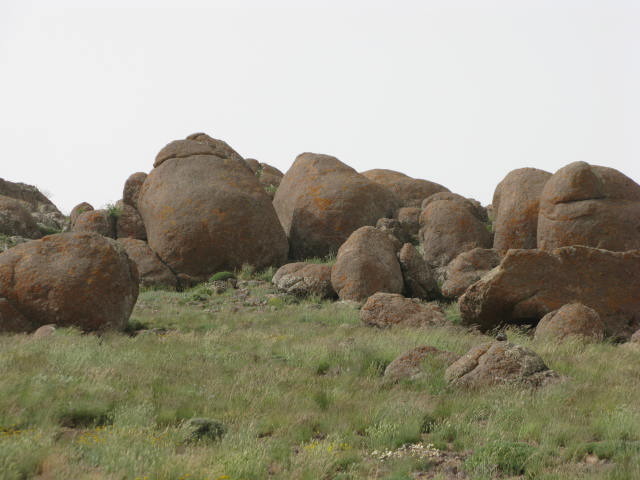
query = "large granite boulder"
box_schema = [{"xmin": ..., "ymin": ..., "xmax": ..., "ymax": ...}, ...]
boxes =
[
  {"xmin": 69, "ymin": 202, "xmax": 94, "ymax": 229},
  {"xmin": 0, "ymin": 178, "xmax": 66, "ymax": 232},
  {"xmin": 459, "ymin": 246, "xmax": 640, "ymax": 339},
  {"xmin": 331, "ymin": 226, "xmax": 403, "ymax": 301},
  {"xmin": 117, "ymin": 238, "xmax": 179, "ymax": 290},
  {"xmin": 274, "ymin": 153, "xmax": 398, "ymax": 260},
  {"xmin": 361, "ymin": 169, "xmax": 449, "ymax": 208},
  {"xmin": 445, "ymin": 341, "xmax": 560, "ymax": 389},
  {"xmin": 360, "ymin": 292, "xmax": 446, "ymax": 328},
  {"xmin": 419, "ymin": 196, "xmax": 492, "ymax": 268},
  {"xmin": 272, "ymin": 262, "xmax": 335, "ymax": 299},
  {"xmin": 441, "ymin": 248, "xmax": 501, "ymax": 298},
  {"xmin": 115, "ymin": 202, "xmax": 146, "ymax": 240},
  {"xmin": 535, "ymin": 303, "xmax": 605, "ymax": 342},
  {"xmin": 397, "ymin": 243, "xmax": 439, "ymax": 300},
  {"xmin": 72, "ymin": 209, "xmax": 116, "ymax": 238},
  {"xmin": 123, "ymin": 172, "xmax": 148, "ymax": 208},
  {"xmin": 0, "ymin": 233, "xmax": 139, "ymax": 332},
  {"xmin": 138, "ymin": 134, "xmax": 288, "ymax": 283},
  {"xmin": 537, "ymin": 162, "xmax": 640, "ymax": 251},
  {"xmin": 0, "ymin": 195, "xmax": 42, "ymax": 239},
  {"xmin": 492, "ymin": 168, "xmax": 551, "ymax": 252},
  {"xmin": 245, "ymin": 159, "xmax": 284, "ymax": 198}
]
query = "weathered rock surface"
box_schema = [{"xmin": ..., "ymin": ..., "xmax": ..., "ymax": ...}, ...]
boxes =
[
  {"xmin": 459, "ymin": 246, "xmax": 640, "ymax": 339},
  {"xmin": 246, "ymin": 160, "xmax": 284, "ymax": 198},
  {"xmin": 72, "ymin": 209, "xmax": 115, "ymax": 238},
  {"xmin": 361, "ymin": 169, "xmax": 449, "ymax": 207},
  {"xmin": 419, "ymin": 196, "xmax": 492, "ymax": 268},
  {"xmin": 492, "ymin": 168, "xmax": 551, "ymax": 252},
  {"xmin": 398, "ymin": 243, "xmax": 439, "ymax": 300},
  {"xmin": 535, "ymin": 303, "xmax": 605, "ymax": 342},
  {"xmin": 115, "ymin": 202, "xmax": 147, "ymax": 240},
  {"xmin": 274, "ymin": 153, "xmax": 398, "ymax": 259},
  {"xmin": 0, "ymin": 178, "xmax": 66, "ymax": 232},
  {"xmin": 441, "ymin": 248, "xmax": 501, "ymax": 298},
  {"xmin": 123, "ymin": 172, "xmax": 148, "ymax": 208},
  {"xmin": 396, "ymin": 207, "xmax": 421, "ymax": 241},
  {"xmin": 69, "ymin": 202, "xmax": 93, "ymax": 229},
  {"xmin": 360, "ymin": 292, "xmax": 446, "ymax": 328},
  {"xmin": 0, "ymin": 233, "xmax": 139, "ymax": 332},
  {"xmin": 422, "ymin": 192, "xmax": 488, "ymax": 223},
  {"xmin": 139, "ymin": 134, "xmax": 288, "ymax": 283},
  {"xmin": 537, "ymin": 162, "xmax": 640, "ymax": 251},
  {"xmin": 154, "ymin": 132, "xmax": 245, "ymax": 168},
  {"xmin": 272, "ymin": 262, "xmax": 335, "ymax": 299},
  {"xmin": 331, "ymin": 227, "xmax": 403, "ymax": 301},
  {"xmin": 445, "ymin": 341, "xmax": 560, "ymax": 388},
  {"xmin": 376, "ymin": 218, "xmax": 412, "ymax": 245},
  {"xmin": 0, "ymin": 195, "xmax": 42, "ymax": 238},
  {"xmin": 384, "ymin": 346, "xmax": 459, "ymax": 382},
  {"xmin": 117, "ymin": 238, "xmax": 179, "ymax": 290}
]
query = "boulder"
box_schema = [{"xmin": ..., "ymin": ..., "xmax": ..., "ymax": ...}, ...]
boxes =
[
  {"xmin": 123, "ymin": 172, "xmax": 148, "ymax": 208},
  {"xmin": 492, "ymin": 168, "xmax": 551, "ymax": 252},
  {"xmin": 0, "ymin": 178, "xmax": 66, "ymax": 231},
  {"xmin": 115, "ymin": 202, "xmax": 147, "ymax": 240},
  {"xmin": 0, "ymin": 195, "xmax": 42, "ymax": 238},
  {"xmin": 253, "ymin": 161, "xmax": 284, "ymax": 198},
  {"xmin": 398, "ymin": 243, "xmax": 439, "ymax": 300},
  {"xmin": 33, "ymin": 324, "xmax": 56, "ymax": 339},
  {"xmin": 360, "ymin": 292, "xmax": 446, "ymax": 328},
  {"xmin": 331, "ymin": 226, "xmax": 403, "ymax": 301},
  {"xmin": 444, "ymin": 341, "xmax": 560, "ymax": 389},
  {"xmin": 419, "ymin": 197, "xmax": 492, "ymax": 268},
  {"xmin": 361, "ymin": 169, "xmax": 449, "ymax": 207},
  {"xmin": 139, "ymin": 134, "xmax": 288, "ymax": 283},
  {"xmin": 441, "ymin": 248, "xmax": 501, "ymax": 298},
  {"xmin": 274, "ymin": 153, "xmax": 398, "ymax": 259},
  {"xmin": 537, "ymin": 162, "xmax": 640, "ymax": 251},
  {"xmin": 117, "ymin": 238, "xmax": 179, "ymax": 290},
  {"xmin": 535, "ymin": 303, "xmax": 605, "ymax": 342},
  {"xmin": 422, "ymin": 192, "xmax": 488, "ymax": 223},
  {"xmin": 396, "ymin": 207, "xmax": 421, "ymax": 241},
  {"xmin": 72, "ymin": 209, "xmax": 115, "ymax": 238},
  {"xmin": 0, "ymin": 233, "xmax": 139, "ymax": 332},
  {"xmin": 459, "ymin": 246, "xmax": 640, "ymax": 339},
  {"xmin": 154, "ymin": 132, "xmax": 245, "ymax": 168},
  {"xmin": 69, "ymin": 202, "xmax": 94, "ymax": 229},
  {"xmin": 272, "ymin": 262, "xmax": 335, "ymax": 299},
  {"xmin": 384, "ymin": 346, "xmax": 459, "ymax": 382}
]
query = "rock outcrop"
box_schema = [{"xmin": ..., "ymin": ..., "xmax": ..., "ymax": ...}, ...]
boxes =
[
  {"xmin": 459, "ymin": 246, "xmax": 640, "ymax": 339},
  {"xmin": 0, "ymin": 178, "xmax": 66, "ymax": 232},
  {"xmin": 537, "ymin": 162, "xmax": 640, "ymax": 251},
  {"xmin": 361, "ymin": 169, "xmax": 449, "ymax": 208},
  {"xmin": 397, "ymin": 243, "xmax": 439, "ymax": 300},
  {"xmin": 441, "ymin": 248, "xmax": 501, "ymax": 298},
  {"xmin": 274, "ymin": 153, "xmax": 398, "ymax": 259},
  {"xmin": 492, "ymin": 168, "xmax": 551, "ymax": 252},
  {"xmin": 72, "ymin": 209, "xmax": 115, "ymax": 238},
  {"xmin": 138, "ymin": 134, "xmax": 288, "ymax": 283},
  {"xmin": 117, "ymin": 238, "xmax": 179, "ymax": 290},
  {"xmin": 331, "ymin": 226, "xmax": 403, "ymax": 301},
  {"xmin": 123, "ymin": 172, "xmax": 147, "ymax": 208},
  {"xmin": 0, "ymin": 233, "xmax": 138, "ymax": 332},
  {"xmin": 360, "ymin": 292, "xmax": 446, "ymax": 328},
  {"xmin": 0, "ymin": 195, "xmax": 42, "ymax": 239}
]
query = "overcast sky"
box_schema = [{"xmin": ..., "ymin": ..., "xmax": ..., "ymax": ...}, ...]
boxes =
[{"xmin": 1, "ymin": 0, "xmax": 638, "ymax": 214}]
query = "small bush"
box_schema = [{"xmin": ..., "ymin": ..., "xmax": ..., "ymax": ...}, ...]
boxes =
[
  {"xmin": 209, "ymin": 271, "xmax": 236, "ymax": 282},
  {"xmin": 264, "ymin": 184, "xmax": 278, "ymax": 195},
  {"xmin": 105, "ymin": 203, "xmax": 122, "ymax": 219},
  {"xmin": 58, "ymin": 406, "xmax": 113, "ymax": 428},
  {"xmin": 465, "ymin": 441, "xmax": 536, "ymax": 477},
  {"xmin": 186, "ymin": 418, "xmax": 227, "ymax": 443}
]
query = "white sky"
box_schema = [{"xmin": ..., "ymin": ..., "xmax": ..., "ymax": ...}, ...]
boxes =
[{"xmin": 1, "ymin": 0, "xmax": 638, "ymax": 214}]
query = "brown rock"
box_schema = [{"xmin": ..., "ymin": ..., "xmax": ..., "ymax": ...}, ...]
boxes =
[
  {"xmin": 361, "ymin": 169, "xmax": 449, "ymax": 207},
  {"xmin": 254, "ymin": 162, "xmax": 284, "ymax": 198},
  {"xmin": 419, "ymin": 197, "xmax": 492, "ymax": 268},
  {"xmin": 331, "ymin": 227, "xmax": 403, "ymax": 301},
  {"xmin": 69, "ymin": 202, "xmax": 94, "ymax": 229},
  {"xmin": 459, "ymin": 246, "xmax": 640, "ymax": 339},
  {"xmin": 398, "ymin": 243, "xmax": 439, "ymax": 300},
  {"xmin": 384, "ymin": 346, "xmax": 460, "ymax": 382},
  {"xmin": 535, "ymin": 303, "xmax": 605, "ymax": 342},
  {"xmin": 272, "ymin": 262, "xmax": 335, "ymax": 299},
  {"xmin": 33, "ymin": 324, "xmax": 56, "ymax": 339},
  {"xmin": 0, "ymin": 195, "xmax": 42, "ymax": 239},
  {"xmin": 115, "ymin": 202, "xmax": 147, "ymax": 240},
  {"xmin": 0, "ymin": 233, "xmax": 139, "ymax": 332},
  {"xmin": 0, "ymin": 178, "xmax": 66, "ymax": 231},
  {"xmin": 274, "ymin": 153, "xmax": 398, "ymax": 259},
  {"xmin": 630, "ymin": 330, "xmax": 640, "ymax": 343},
  {"xmin": 441, "ymin": 248, "xmax": 501, "ymax": 298},
  {"xmin": 154, "ymin": 132, "xmax": 245, "ymax": 168},
  {"xmin": 139, "ymin": 134, "xmax": 288, "ymax": 283},
  {"xmin": 245, "ymin": 158, "xmax": 261, "ymax": 172},
  {"xmin": 445, "ymin": 341, "xmax": 560, "ymax": 389},
  {"xmin": 123, "ymin": 172, "xmax": 148, "ymax": 208},
  {"xmin": 360, "ymin": 292, "xmax": 446, "ymax": 328},
  {"xmin": 492, "ymin": 168, "xmax": 551, "ymax": 252},
  {"xmin": 117, "ymin": 238, "xmax": 179, "ymax": 290},
  {"xmin": 537, "ymin": 162, "xmax": 640, "ymax": 251},
  {"xmin": 376, "ymin": 218, "xmax": 412, "ymax": 245},
  {"xmin": 72, "ymin": 209, "xmax": 115, "ymax": 238},
  {"xmin": 422, "ymin": 192, "xmax": 488, "ymax": 223}
]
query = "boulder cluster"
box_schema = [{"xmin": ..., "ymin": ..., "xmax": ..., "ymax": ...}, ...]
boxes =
[{"xmin": 1, "ymin": 132, "xmax": 639, "ymax": 365}]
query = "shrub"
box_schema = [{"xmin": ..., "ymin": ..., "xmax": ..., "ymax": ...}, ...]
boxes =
[
  {"xmin": 209, "ymin": 271, "xmax": 236, "ymax": 282},
  {"xmin": 465, "ymin": 441, "xmax": 536, "ymax": 477}
]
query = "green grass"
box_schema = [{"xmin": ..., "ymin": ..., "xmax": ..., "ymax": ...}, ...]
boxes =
[{"xmin": 1, "ymin": 287, "xmax": 639, "ymax": 479}]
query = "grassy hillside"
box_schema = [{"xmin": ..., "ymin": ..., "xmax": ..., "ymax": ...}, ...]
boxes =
[{"xmin": 1, "ymin": 273, "xmax": 639, "ymax": 479}]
